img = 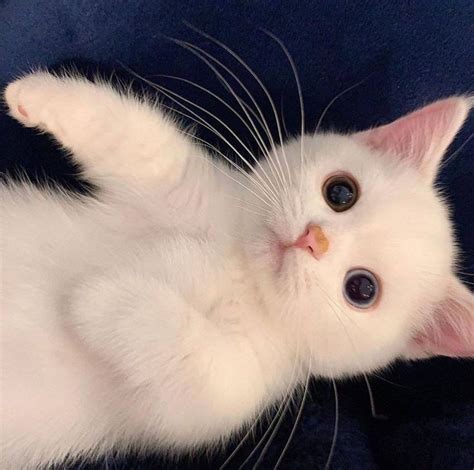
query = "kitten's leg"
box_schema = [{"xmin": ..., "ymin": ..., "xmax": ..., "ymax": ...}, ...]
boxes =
[
  {"xmin": 4, "ymin": 72, "xmax": 198, "ymax": 183},
  {"xmin": 68, "ymin": 270, "xmax": 270, "ymax": 444}
]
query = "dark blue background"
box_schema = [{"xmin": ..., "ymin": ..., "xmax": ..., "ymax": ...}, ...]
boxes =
[{"xmin": 1, "ymin": 1, "xmax": 473, "ymax": 468}]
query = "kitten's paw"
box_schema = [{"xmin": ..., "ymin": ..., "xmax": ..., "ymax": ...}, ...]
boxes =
[{"xmin": 4, "ymin": 72, "xmax": 60, "ymax": 128}]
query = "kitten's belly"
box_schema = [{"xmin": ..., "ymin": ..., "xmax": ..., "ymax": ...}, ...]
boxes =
[
  {"xmin": 1, "ymin": 186, "xmax": 247, "ymax": 464},
  {"xmin": 1, "ymin": 263, "xmax": 113, "ymax": 465},
  {"xmin": 1, "ymin": 191, "xmax": 122, "ymax": 464},
  {"xmin": 2, "ymin": 314, "xmax": 110, "ymax": 443}
]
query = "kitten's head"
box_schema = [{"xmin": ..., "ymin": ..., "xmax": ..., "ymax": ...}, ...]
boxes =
[{"xmin": 243, "ymin": 97, "xmax": 474, "ymax": 377}]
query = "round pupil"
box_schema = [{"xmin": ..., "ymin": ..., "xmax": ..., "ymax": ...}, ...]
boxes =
[
  {"xmin": 328, "ymin": 182, "xmax": 354, "ymax": 206},
  {"xmin": 346, "ymin": 274, "xmax": 376, "ymax": 304}
]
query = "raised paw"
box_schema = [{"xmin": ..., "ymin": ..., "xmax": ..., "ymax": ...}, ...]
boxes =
[{"xmin": 4, "ymin": 72, "xmax": 64, "ymax": 128}]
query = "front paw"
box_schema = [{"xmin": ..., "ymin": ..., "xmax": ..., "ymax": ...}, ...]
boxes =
[{"xmin": 4, "ymin": 72, "xmax": 61, "ymax": 128}]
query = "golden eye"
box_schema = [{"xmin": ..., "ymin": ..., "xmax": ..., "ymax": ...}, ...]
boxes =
[{"xmin": 322, "ymin": 174, "xmax": 359, "ymax": 212}]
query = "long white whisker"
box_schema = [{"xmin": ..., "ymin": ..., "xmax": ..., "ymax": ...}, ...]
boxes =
[
  {"xmin": 262, "ymin": 30, "xmax": 303, "ymax": 205},
  {"xmin": 172, "ymin": 36, "xmax": 273, "ymax": 153},
  {"xmin": 170, "ymin": 38, "xmax": 286, "ymax": 201},
  {"xmin": 219, "ymin": 344, "xmax": 298, "ymax": 470},
  {"xmin": 363, "ymin": 374, "xmax": 384, "ymax": 419},
  {"xmin": 229, "ymin": 203, "xmax": 273, "ymax": 220},
  {"xmin": 273, "ymin": 358, "xmax": 312, "ymax": 469},
  {"xmin": 222, "ymin": 195, "xmax": 274, "ymax": 218},
  {"xmin": 246, "ymin": 392, "xmax": 293, "ymax": 469},
  {"xmin": 280, "ymin": 95, "xmax": 290, "ymax": 142},
  {"xmin": 418, "ymin": 270, "xmax": 474, "ymax": 286},
  {"xmin": 171, "ymin": 122, "xmax": 279, "ymax": 209},
  {"xmin": 455, "ymin": 270, "xmax": 474, "ymax": 276},
  {"xmin": 189, "ymin": 151, "xmax": 274, "ymax": 210},
  {"xmin": 247, "ymin": 303, "xmax": 307, "ymax": 469},
  {"xmin": 315, "ymin": 76, "xmax": 371, "ymax": 134},
  {"xmin": 139, "ymin": 75, "xmax": 282, "ymax": 207},
  {"xmin": 439, "ymin": 132, "xmax": 473, "ymax": 169},
  {"xmin": 324, "ymin": 380, "xmax": 340, "ymax": 470},
  {"xmin": 237, "ymin": 312, "xmax": 304, "ymax": 469},
  {"xmin": 119, "ymin": 65, "xmax": 279, "ymax": 206},
  {"xmin": 316, "ymin": 282, "xmax": 362, "ymax": 333},
  {"xmin": 181, "ymin": 24, "xmax": 292, "ymax": 200},
  {"xmin": 154, "ymin": 73, "xmax": 277, "ymax": 161},
  {"xmin": 236, "ymin": 367, "xmax": 300, "ymax": 469}
]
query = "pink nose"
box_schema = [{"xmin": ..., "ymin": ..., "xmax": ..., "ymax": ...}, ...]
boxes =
[{"xmin": 292, "ymin": 225, "xmax": 329, "ymax": 259}]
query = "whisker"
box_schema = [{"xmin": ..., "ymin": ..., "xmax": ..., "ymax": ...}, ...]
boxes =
[
  {"xmin": 223, "ymin": 308, "xmax": 305, "ymax": 470},
  {"xmin": 219, "ymin": 419, "xmax": 261, "ymax": 470},
  {"xmin": 316, "ymin": 282, "xmax": 362, "ymax": 333},
  {"xmin": 219, "ymin": 318, "xmax": 303, "ymax": 470},
  {"xmin": 456, "ymin": 271, "xmax": 474, "ymax": 276},
  {"xmin": 368, "ymin": 373, "xmax": 409, "ymax": 388},
  {"xmin": 262, "ymin": 30, "xmax": 303, "ymax": 204},
  {"xmin": 315, "ymin": 76, "xmax": 371, "ymax": 134},
  {"xmin": 153, "ymin": 73, "xmax": 276, "ymax": 162},
  {"xmin": 170, "ymin": 38, "xmax": 286, "ymax": 201},
  {"xmin": 236, "ymin": 369, "xmax": 301, "ymax": 469},
  {"xmin": 222, "ymin": 195, "xmax": 274, "ymax": 218},
  {"xmin": 248, "ymin": 308, "xmax": 309, "ymax": 469},
  {"xmin": 119, "ymin": 64, "xmax": 279, "ymax": 206},
  {"xmin": 418, "ymin": 269, "xmax": 474, "ymax": 287},
  {"xmin": 160, "ymin": 117, "xmax": 278, "ymax": 211},
  {"xmin": 439, "ymin": 132, "xmax": 473, "ymax": 169},
  {"xmin": 246, "ymin": 392, "xmax": 294, "ymax": 470},
  {"xmin": 229, "ymin": 203, "xmax": 273, "ymax": 220},
  {"xmin": 140, "ymin": 74, "xmax": 282, "ymax": 207},
  {"xmin": 273, "ymin": 358, "xmax": 312, "ymax": 469},
  {"xmin": 237, "ymin": 310, "xmax": 305, "ymax": 469},
  {"xmin": 183, "ymin": 23, "xmax": 292, "ymax": 201},
  {"xmin": 280, "ymin": 94, "xmax": 290, "ymax": 141},
  {"xmin": 324, "ymin": 379, "xmax": 339, "ymax": 470},
  {"xmin": 173, "ymin": 123, "xmax": 279, "ymax": 210},
  {"xmin": 363, "ymin": 374, "xmax": 383, "ymax": 419},
  {"xmin": 175, "ymin": 35, "xmax": 272, "ymax": 151}
]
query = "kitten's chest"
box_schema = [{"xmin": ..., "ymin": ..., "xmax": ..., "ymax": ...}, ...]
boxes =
[
  {"xmin": 205, "ymin": 270, "xmax": 261, "ymax": 332},
  {"xmin": 186, "ymin": 244, "xmax": 258, "ymax": 324},
  {"xmin": 137, "ymin": 233, "xmax": 254, "ymax": 316}
]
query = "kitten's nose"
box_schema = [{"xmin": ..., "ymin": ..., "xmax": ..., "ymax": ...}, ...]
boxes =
[{"xmin": 293, "ymin": 225, "xmax": 329, "ymax": 259}]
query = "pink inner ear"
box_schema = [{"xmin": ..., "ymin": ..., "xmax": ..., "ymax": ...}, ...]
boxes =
[
  {"xmin": 413, "ymin": 315, "xmax": 474, "ymax": 357},
  {"xmin": 356, "ymin": 97, "xmax": 471, "ymax": 180},
  {"xmin": 411, "ymin": 290, "xmax": 474, "ymax": 358}
]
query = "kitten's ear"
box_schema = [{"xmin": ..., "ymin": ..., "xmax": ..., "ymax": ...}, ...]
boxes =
[
  {"xmin": 355, "ymin": 97, "xmax": 472, "ymax": 182},
  {"xmin": 405, "ymin": 278, "xmax": 474, "ymax": 359}
]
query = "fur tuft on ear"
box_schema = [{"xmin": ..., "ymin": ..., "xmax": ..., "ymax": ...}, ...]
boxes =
[
  {"xmin": 406, "ymin": 278, "xmax": 474, "ymax": 359},
  {"xmin": 355, "ymin": 96, "xmax": 472, "ymax": 182}
]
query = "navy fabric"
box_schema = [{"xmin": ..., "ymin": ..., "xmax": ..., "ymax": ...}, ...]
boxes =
[{"xmin": 1, "ymin": 1, "xmax": 473, "ymax": 468}]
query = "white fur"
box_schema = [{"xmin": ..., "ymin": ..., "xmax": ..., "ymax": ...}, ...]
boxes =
[{"xmin": 0, "ymin": 72, "xmax": 471, "ymax": 469}]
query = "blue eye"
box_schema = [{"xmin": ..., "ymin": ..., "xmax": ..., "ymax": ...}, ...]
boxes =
[
  {"xmin": 343, "ymin": 269, "xmax": 379, "ymax": 308},
  {"xmin": 323, "ymin": 174, "xmax": 359, "ymax": 212}
]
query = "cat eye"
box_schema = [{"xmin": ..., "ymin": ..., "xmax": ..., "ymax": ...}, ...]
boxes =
[
  {"xmin": 343, "ymin": 269, "xmax": 379, "ymax": 309},
  {"xmin": 322, "ymin": 174, "xmax": 359, "ymax": 212}
]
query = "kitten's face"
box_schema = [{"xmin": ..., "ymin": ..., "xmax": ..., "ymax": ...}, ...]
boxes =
[
  {"xmin": 242, "ymin": 98, "xmax": 474, "ymax": 377},
  {"xmin": 244, "ymin": 134, "xmax": 452, "ymax": 376}
]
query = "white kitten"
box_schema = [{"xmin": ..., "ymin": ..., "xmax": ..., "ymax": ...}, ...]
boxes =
[{"xmin": 1, "ymin": 72, "xmax": 473, "ymax": 469}]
